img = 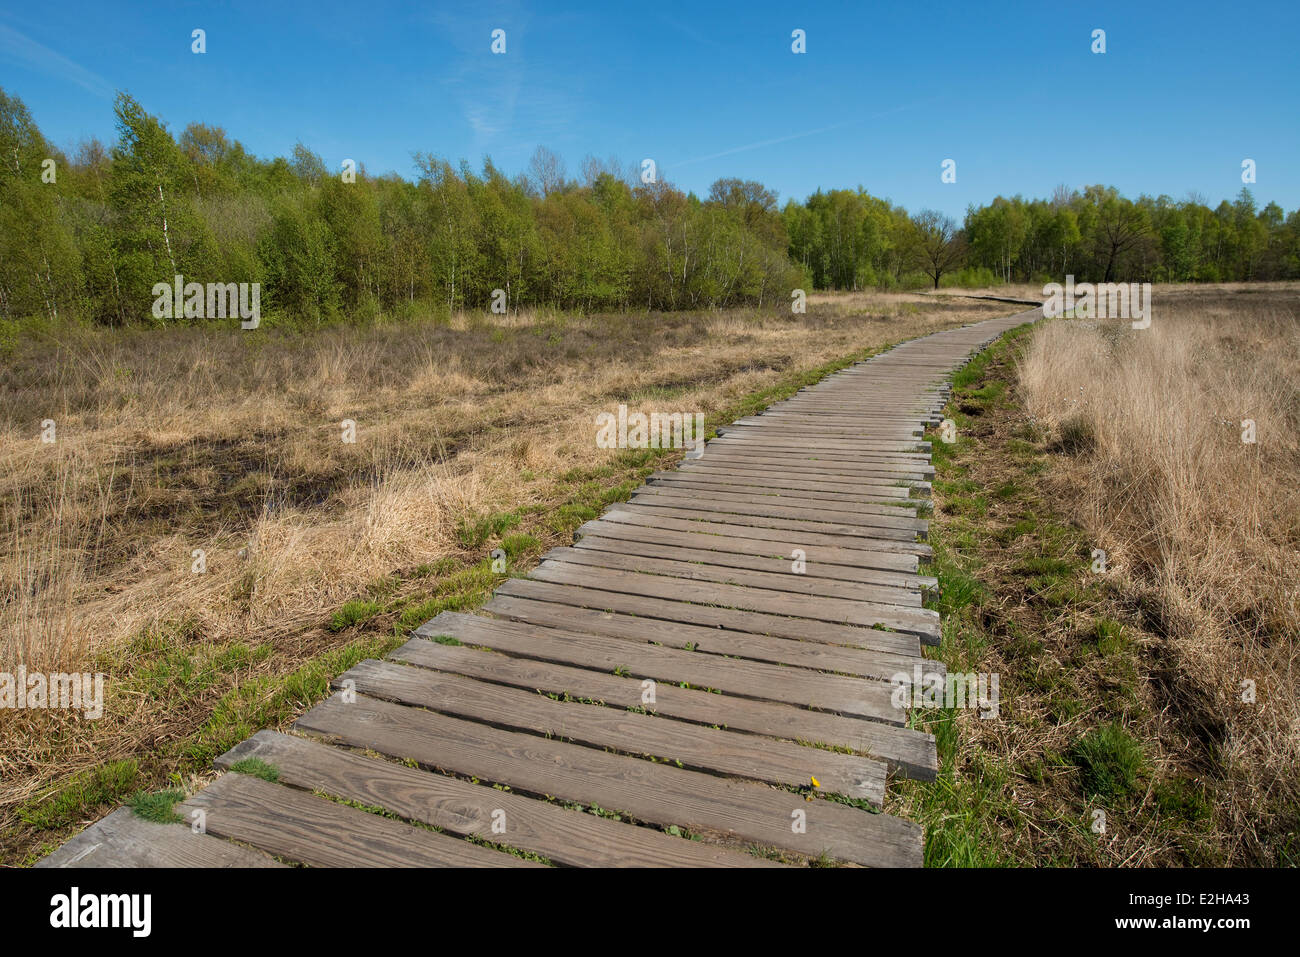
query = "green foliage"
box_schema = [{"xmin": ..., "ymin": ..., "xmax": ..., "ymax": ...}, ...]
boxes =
[
  {"xmin": 329, "ymin": 598, "xmax": 382, "ymax": 632},
  {"xmin": 128, "ymin": 635, "xmax": 270, "ymax": 700},
  {"xmin": 1070, "ymin": 722, "xmax": 1146, "ymax": 801},
  {"xmin": 228, "ymin": 758, "xmax": 280, "ymax": 782},
  {"xmin": 456, "ymin": 510, "xmax": 521, "ymax": 548},
  {"xmin": 128, "ymin": 788, "xmax": 185, "ymax": 823},
  {"xmin": 180, "ymin": 631, "xmax": 403, "ymax": 767},
  {"xmin": 18, "ymin": 759, "xmax": 140, "ymax": 829},
  {"xmin": 499, "ymin": 533, "xmax": 540, "ymax": 559}
]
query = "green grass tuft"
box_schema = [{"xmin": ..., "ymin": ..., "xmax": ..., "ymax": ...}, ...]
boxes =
[
  {"xmin": 128, "ymin": 788, "xmax": 185, "ymax": 824},
  {"xmin": 17, "ymin": 759, "xmax": 140, "ymax": 830},
  {"xmin": 456, "ymin": 510, "xmax": 522, "ymax": 548},
  {"xmin": 228, "ymin": 757, "xmax": 280, "ymax": 782},
  {"xmin": 330, "ymin": 598, "xmax": 382, "ymax": 632},
  {"xmin": 1070, "ymin": 722, "xmax": 1146, "ymax": 801}
]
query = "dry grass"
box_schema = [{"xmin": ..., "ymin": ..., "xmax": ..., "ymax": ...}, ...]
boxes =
[
  {"xmin": 1017, "ymin": 287, "xmax": 1300, "ymax": 861},
  {"xmin": 0, "ymin": 291, "xmax": 1013, "ymax": 863}
]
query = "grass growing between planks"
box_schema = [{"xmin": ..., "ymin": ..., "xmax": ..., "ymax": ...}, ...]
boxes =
[{"xmin": 893, "ymin": 292, "xmax": 1299, "ymax": 866}]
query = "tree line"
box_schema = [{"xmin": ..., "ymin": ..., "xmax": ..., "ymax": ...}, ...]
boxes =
[
  {"xmin": 3, "ymin": 87, "xmax": 1297, "ymax": 327},
  {"xmin": 785, "ymin": 183, "xmax": 1300, "ymax": 291}
]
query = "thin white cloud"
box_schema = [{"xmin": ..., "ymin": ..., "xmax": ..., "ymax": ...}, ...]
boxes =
[
  {"xmin": 669, "ymin": 101, "xmax": 935, "ymax": 170},
  {"xmin": 672, "ymin": 120, "xmax": 859, "ymax": 168},
  {"xmin": 0, "ymin": 22, "xmax": 114, "ymax": 98}
]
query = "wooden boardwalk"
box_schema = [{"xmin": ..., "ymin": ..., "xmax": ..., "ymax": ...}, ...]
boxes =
[{"xmin": 39, "ymin": 306, "xmax": 1040, "ymax": 869}]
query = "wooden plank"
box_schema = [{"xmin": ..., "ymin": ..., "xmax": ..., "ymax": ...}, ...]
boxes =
[
  {"xmin": 634, "ymin": 481, "xmax": 923, "ymax": 524},
  {"xmin": 634, "ymin": 482, "xmax": 926, "ymax": 524},
  {"xmin": 395, "ymin": 632, "xmax": 938, "ymax": 778},
  {"xmin": 477, "ymin": 595, "xmax": 928, "ymax": 678},
  {"xmin": 341, "ymin": 658, "xmax": 888, "ymax": 802},
  {"xmin": 574, "ymin": 519, "xmax": 931, "ymax": 584},
  {"xmin": 493, "ymin": 578, "xmax": 929, "ymax": 656},
  {"xmin": 660, "ymin": 468, "xmax": 918, "ymax": 494},
  {"xmin": 571, "ymin": 532, "xmax": 937, "ymax": 591},
  {"xmin": 654, "ymin": 481, "xmax": 931, "ymax": 509},
  {"xmin": 708, "ymin": 429, "xmax": 926, "ymax": 453},
  {"xmin": 753, "ymin": 406, "xmax": 936, "ymax": 419},
  {"xmin": 684, "ymin": 453, "xmax": 931, "ymax": 477},
  {"xmin": 692, "ymin": 448, "xmax": 932, "ymax": 467},
  {"xmin": 733, "ymin": 412, "xmax": 923, "ymax": 430},
  {"xmin": 295, "ymin": 692, "xmax": 924, "ymax": 867},
  {"xmin": 629, "ymin": 489, "xmax": 927, "ymax": 536},
  {"xmin": 681, "ymin": 455, "xmax": 925, "ymax": 478},
  {"xmin": 629, "ymin": 481, "xmax": 925, "ymax": 527},
  {"xmin": 528, "ymin": 561, "xmax": 940, "ymax": 640},
  {"xmin": 596, "ymin": 503, "xmax": 930, "ymax": 555},
  {"xmin": 680, "ymin": 457, "xmax": 933, "ymax": 484},
  {"xmin": 697, "ymin": 443, "xmax": 936, "ymax": 466},
  {"xmin": 648, "ymin": 473, "xmax": 928, "ymax": 506},
  {"xmin": 592, "ymin": 508, "xmax": 925, "ymax": 566},
  {"xmin": 218, "ymin": 731, "xmax": 776, "ymax": 867},
  {"xmin": 707, "ymin": 437, "xmax": 931, "ymax": 461},
  {"xmin": 178, "ymin": 772, "xmax": 539, "ymax": 867},
  {"xmin": 687, "ymin": 449, "xmax": 935, "ymax": 475},
  {"xmin": 35, "ymin": 807, "xmax": 285, "ymax": 868},
  {"xmin": 543, "ymin": 544, "xmax": 922, "ymax": 606},
  {"xmin": 682, "ymin": 463, "xmax": 933, "ymax": 487},
  {"xmin": 415, "ymin": 610, "xmax": 907, "ymax": 713}
]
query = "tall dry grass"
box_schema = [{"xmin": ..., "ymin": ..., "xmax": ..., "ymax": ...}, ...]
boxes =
[{"xmin": 1018, "ymin": 291, "xmax": 1300, "ymax": 855}]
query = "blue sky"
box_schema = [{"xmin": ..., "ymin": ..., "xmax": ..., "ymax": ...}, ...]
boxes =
[{"xmin": 3, "ymin": 0, "xmax": 1297, "ymax": 217}]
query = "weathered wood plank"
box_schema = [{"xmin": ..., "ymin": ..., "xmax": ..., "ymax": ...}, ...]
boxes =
[
  {"xmin": 590, "ymin": 508, "xmax": 925, "ymax": 566},
  {"xmin": 543, "ymin": 544, "xmax": 922, "ymax": 606},
  {"xmin": 708, "ymin": 430, "xmax": 927, "ymax": 453},
  {"xmin": 676, "ymin": 461, "xmax": 932, "ymax": 489},
  {"xmin": 570, "ymin": 532, "xmax": 936, "ymax": 591},
  {"xmin": 647, "ymin": 473, "xmax": 929, "ymax": 505},
  {"xmin": 35, "ymin": 807, "xmax": 285, "ymax": 868},
  {"xmin": 178, "ymin": 772, "xmax": 538, "ymax": 867},
  {"xmin": 660, "ymin": 467, "xmax": 923, "ymax": 491},
  {"xmin": 628, "ymin": 491, "xmax": 927, "ymax": 538}
]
